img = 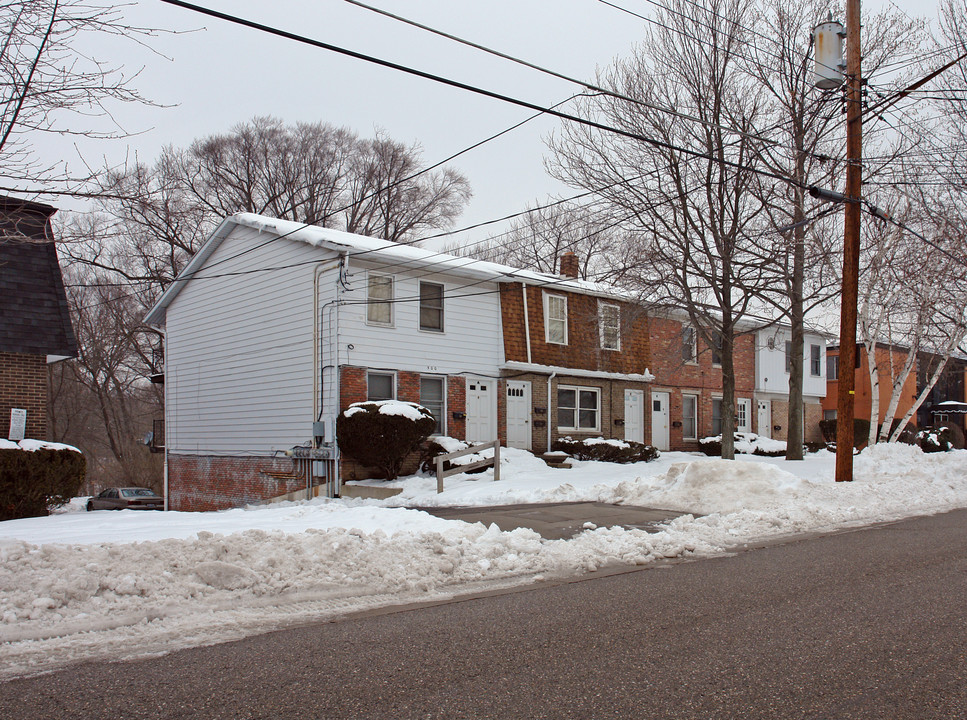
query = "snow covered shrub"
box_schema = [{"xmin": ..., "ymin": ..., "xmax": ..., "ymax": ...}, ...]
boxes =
[
  {"xmin": 818, "ymin": 418, "xmax": 871, "ymax": 447},
  {"xmin": 419, "ymin": 437, "xmax": 472, "ymax": 473},
  {"xmin": 0, "ymin": 445, "xmax": 86, "ymax": 521},
  {"xmin": 699, "ymin": 433, "xmax": 787, "ymax": 457},
  {"xmin": 551, "ymin": 437, "xmax": 659, "ymax": 463},
  {"xmin": 916, "ymin": 425, "xmax": 965, "ymax": 453},
  {"xmin": 337, "ymin": 401, "xmax": 436, "ymax": 480}
]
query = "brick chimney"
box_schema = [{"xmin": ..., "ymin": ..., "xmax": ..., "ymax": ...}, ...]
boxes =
[{"xmin": 559, "ymin": 251, "xmax": 579, "ymax": 279}]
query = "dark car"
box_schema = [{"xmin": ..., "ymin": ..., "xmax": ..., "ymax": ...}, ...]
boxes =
[{"xmin": 86, "ymin": 487, "xmax": 164, "ymax": 511}]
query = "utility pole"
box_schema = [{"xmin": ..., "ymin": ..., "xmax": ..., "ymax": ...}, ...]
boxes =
[{"xmin": 835, "ymin": 0, "xmax": 862, "ymax": 482}]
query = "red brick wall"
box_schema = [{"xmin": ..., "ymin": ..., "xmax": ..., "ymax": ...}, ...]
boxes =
[
  {"xmin": 167, "ymin": 455, "xmax": 306, "ymax": 511},
  {"xmin": 648, "ymin": 317, "xmax": 756, "ymax": 450},
  {"xmin": 0, "ymin": 352, "xmax": 48, "ymax": 440},
  {"xmin": 498, "ymin": 282, "xmax": 651, "ymax": 374}
]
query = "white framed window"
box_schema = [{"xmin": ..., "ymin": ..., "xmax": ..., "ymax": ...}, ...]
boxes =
[
  {"xmin": 712, "ymin": 397, "xmax": 723, "ymax": 436},
  {"xmin": 824, "ymin": 409, "xmax": 837, "ymax": 421},
  {"xmin": 682, "ymin": 394, "xmax": 698, "ymax": 440},
  {"xmin": 682, "ymin": 326, "xmax": 697, "ymax": 364},
  {"xmin": 366, "ymin": 273, "xmax": 394, "ymax": 326},
  {"xmin": 367, "ymin": 371, "xmax": 395, "ymax": 401},
  {"xmin": 557, "ymin": 385, "xmax": 600, "ymax": 431},
  {"xmin": 419, "ymin": 282, "xmax": 444, "ymax": 332},
  {"xmin": 737, "ymin": 398, "xmax": 751, "ymax": 432},
  {"xmin": 544, "ymin": 292, "xmax": 568, "ymax": 345},
  {"xmin": 420, "ymin": 376, "xmax": 446, "ymax": 435},
  {"xmin": 599, "ymin": 302, "xmax": 620, "ymax": 351},
  {"xmin": 810, "ymin": 344, "xmax": 822, "ymax": 376}
]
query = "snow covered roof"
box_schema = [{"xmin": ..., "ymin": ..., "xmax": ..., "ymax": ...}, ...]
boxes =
[{"xmin": 145, "ymin": 212, "xmax": 630, "ymax": 327}]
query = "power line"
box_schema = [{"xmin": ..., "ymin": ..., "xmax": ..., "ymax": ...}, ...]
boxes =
[{"xmin": 158, "ymin": 0, "xmax": 808, "ymax": 192}]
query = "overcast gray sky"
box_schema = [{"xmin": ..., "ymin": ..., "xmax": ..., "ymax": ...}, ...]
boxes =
[{"xmin": 54, "ymin": 0, "xmax": 943, "ymax": 248}]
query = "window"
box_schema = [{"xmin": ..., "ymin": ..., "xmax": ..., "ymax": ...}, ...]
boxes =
[
  {"xmin": 367, "ymin": 371, "xmax": 395, "ymax": 401},
  {"xmin": 682, "ymin": 394, "xmax": 698, "ymax": 440},
  {"xmin": 785, "ymin": 341, "xmax": 793, "ymax": 373},
  {"xmin": 712, "ymin": 398, "xmax": 723, "ymax": 436},
  {"xmin": 682, "ymin": 326, "xmax": 697, "ymax": 363},
  {"xmin": 557, "ymin": 385, "xmax": 600, "ymax": 431},
  {"xmin": 824, "ymin": 409, "xmax": 837, "ymax": 421},
  {"xmin": 420, "ymin": 376, "xmax": 445, "ymax": 435},
  {"xmin": 544, "ymin": 293, "xmax": 568, "ymax": 344},
  {"xmin": 827, "ymin": 355, "xmax": 839, "ymax": 380},
  {"xmin": 810, "ymin": 344, "xmax": 822, "ymax": 376},
  {"xmin": 711, "ymin": 333, "xmax": 723, "ymax": 366},
  {"xmin": 419, "ymin": 282, "xmax": 444, "ymax": 332},
  {"xmin": 937, "ymin": 413, "xmax": 950, "ymax": 423},
  {"xmin": 599, "ymin": 303, "xmax": 620, "ymax": 350},
  {"xmin": 367, "ymin": 274, "xmax": 394, "ymax": 326}
]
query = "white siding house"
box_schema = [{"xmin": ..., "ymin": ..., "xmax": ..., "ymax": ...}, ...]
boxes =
[
  {"xmin": 754, "ymin": 326, "xmax": 827, "ymax": 441},
  {"xmin": 145, "ymin": 212, "xmax": 589, "ymax": 510}
]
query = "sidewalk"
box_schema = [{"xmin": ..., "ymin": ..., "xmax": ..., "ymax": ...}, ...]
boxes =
[{"xmin": 414, "ymin": 501, "xmax": 684, "ymax": 540}]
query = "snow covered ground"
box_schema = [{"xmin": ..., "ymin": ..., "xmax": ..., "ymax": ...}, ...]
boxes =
[{"xmin": 2, "ymin": 443, "xmax": 966, "ymax": 679}]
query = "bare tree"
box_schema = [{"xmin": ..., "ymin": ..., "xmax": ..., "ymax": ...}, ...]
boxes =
[
  {"xmin": 460, "ymin": 201, "xmax": 629, "ymax": 281},
  {"xmin": 0, "ymin": 0, "xmax": 162, "ymax": 192},
  {"xmin": 550, "ymin": 0, "xmax": 780, "ymax": 459}
]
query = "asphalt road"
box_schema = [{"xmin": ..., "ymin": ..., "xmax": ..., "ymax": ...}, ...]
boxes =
[{"xmin": 3, "ymin": 509, "xmax": 966, "ymax": 719}]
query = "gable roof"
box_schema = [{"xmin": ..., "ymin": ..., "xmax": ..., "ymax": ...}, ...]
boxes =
[
  {"xmin": 144, "ymin": 212, "xmax": 629, "ymax": 327},
  {"xmin": 0, "ymin": 196, "xmax": 77, "ymax": 360}
]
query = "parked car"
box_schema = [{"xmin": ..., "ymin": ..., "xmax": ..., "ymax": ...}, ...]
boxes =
[{"xmin": 86, "ymin": 487, "xmax": 164, "ymax": 511}]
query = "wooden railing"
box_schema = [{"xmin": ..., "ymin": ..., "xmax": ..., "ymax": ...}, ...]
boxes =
[{"xmin": 435, "ymin": 440, "xmax": 500, "ymax": 493}]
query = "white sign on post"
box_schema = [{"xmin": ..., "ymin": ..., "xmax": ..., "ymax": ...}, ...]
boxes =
[{"xmin": 9, "ymin": 408, "xmax": 26, "ymax": 442}]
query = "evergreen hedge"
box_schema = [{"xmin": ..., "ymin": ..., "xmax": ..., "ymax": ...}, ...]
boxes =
[
  {"xmin": 337, "ymin": 402, "xmax": 436, "ymax": 480},
  {"xmin": 551, "ymin": 438, "xmax": 659, "ymax": 463},
  {"xmin": 0, "ymin": 447, "xmax": 86, "ymax": 521}
]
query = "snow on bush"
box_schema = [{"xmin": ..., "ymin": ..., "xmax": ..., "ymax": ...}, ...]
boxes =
[
  {"xmin": 552, "ymin": 437, "xmax": 659, "ymax": 463},
  {"xmin": 337, "ymin": 401, "xmax": 436, "ymax": 480},
  {"xmin": 699, "ymin": 432, "xmax": 787, "ymax": 457}
]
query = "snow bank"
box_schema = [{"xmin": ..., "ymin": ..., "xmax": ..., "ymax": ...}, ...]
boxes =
[{"xmin": 3, "ymin": 443, "xmax": 967, "ymax": 679}]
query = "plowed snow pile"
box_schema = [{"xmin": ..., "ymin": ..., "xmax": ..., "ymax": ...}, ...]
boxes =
[{"xmin": 2, "ymin": 444, "xmax": 966, "ymax": 678}]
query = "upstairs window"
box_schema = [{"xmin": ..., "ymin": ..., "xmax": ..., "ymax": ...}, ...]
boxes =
[
  {"xmin": 682, "ymin": 326, "xmax": 697, "ymax": 363},
  {"xmin": 827, "ymin": 355, "xmax": 839, "ymax": 380},
  {"xmin": 544, "ymin": 293, "xmax": 568, "ymax": 345},
  {"xmin": 710, "ymin": 333, "xmax": 723, "ymax": 367},
  {"xmin": 367, "ymin": 274, "xmax": 394, "ymax": 326},
  {"xmin": 810, "ymin": 344, "xmax": 822, "ymax": 376},
  {"xmin": 600, "ymin": 303, "xmax": 620, "ymax": 351},
  {"xmin": 419, "ymin": 282, "xmax": 444, "ymax": 332}
]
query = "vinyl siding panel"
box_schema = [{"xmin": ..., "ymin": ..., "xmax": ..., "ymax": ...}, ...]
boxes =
[
  {"xmin": 330, "ymin": 258, "xmax": 503, "ymax": 381},
  {"xmin": 756, "ymin": 329, "xmax": 826, "ymax": 398},
  {"xmin": 165, "ymin": 225, "xmax": 338, "ymax": 455}
]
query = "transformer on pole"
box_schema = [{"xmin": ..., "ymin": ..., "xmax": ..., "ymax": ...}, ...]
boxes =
[{"xmin": 812, "ymin": 14, "xmax": 846, "ymax": 89}]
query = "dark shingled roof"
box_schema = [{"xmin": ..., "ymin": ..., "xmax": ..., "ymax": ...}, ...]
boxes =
[{"xmin": 0, "ymin": 196, "xmax": 77, "ymax": 358}]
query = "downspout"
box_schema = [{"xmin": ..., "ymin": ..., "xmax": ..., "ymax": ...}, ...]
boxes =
[
  {"xmin": 162, "ymin": 329, "xmax": 169, "ymax": 512},
  {"xmin": 522, "ymin": 283, "xmax": 532, "ymax": 365},
  {"xmin": 547, "ymin": 371, "xmax": 557, "ymax": 453}
]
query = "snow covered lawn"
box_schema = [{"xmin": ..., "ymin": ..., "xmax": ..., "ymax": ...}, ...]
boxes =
[{"xmin": 2, "ymin": 443, "xmax": 966, "ymax": 679}]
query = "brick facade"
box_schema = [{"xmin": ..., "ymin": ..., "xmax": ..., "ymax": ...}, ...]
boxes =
[
  {"xmin": 167, "ymin": 454, "xmax": 306, "ymax": 511},
  {"xmin": 0, "ymin": 352, "xmax": 48, "ymax": 440},
  {"xmin": 769, "ymin": 399, "xmax": 824, "ymax": 443},
  {"xmin": 648, "ymin": 317, "xmax": 757, "ymax": 450}
]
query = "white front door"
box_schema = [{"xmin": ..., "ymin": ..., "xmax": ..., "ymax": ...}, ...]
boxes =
[
  {"xmin": 737, "ymin": 398, "xmax": 752, "ymax": 433},
  {"xmin": 466, "ymin": 377, "xmax": 496, "ymax": 443},
  {"xmin": 506, "ymin": 380, "xmax": 532, "ymax": 450},
  {"xmin": 757, "ymin": 401, "xmax": 771, "ymax": 439},
  {"xmin": 651, "ymin": 391, "xmax": 670, "ymax": 451},
  {"xmin": 624, "ymin": 389, "xmax": 644, "ymax": 443}
]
